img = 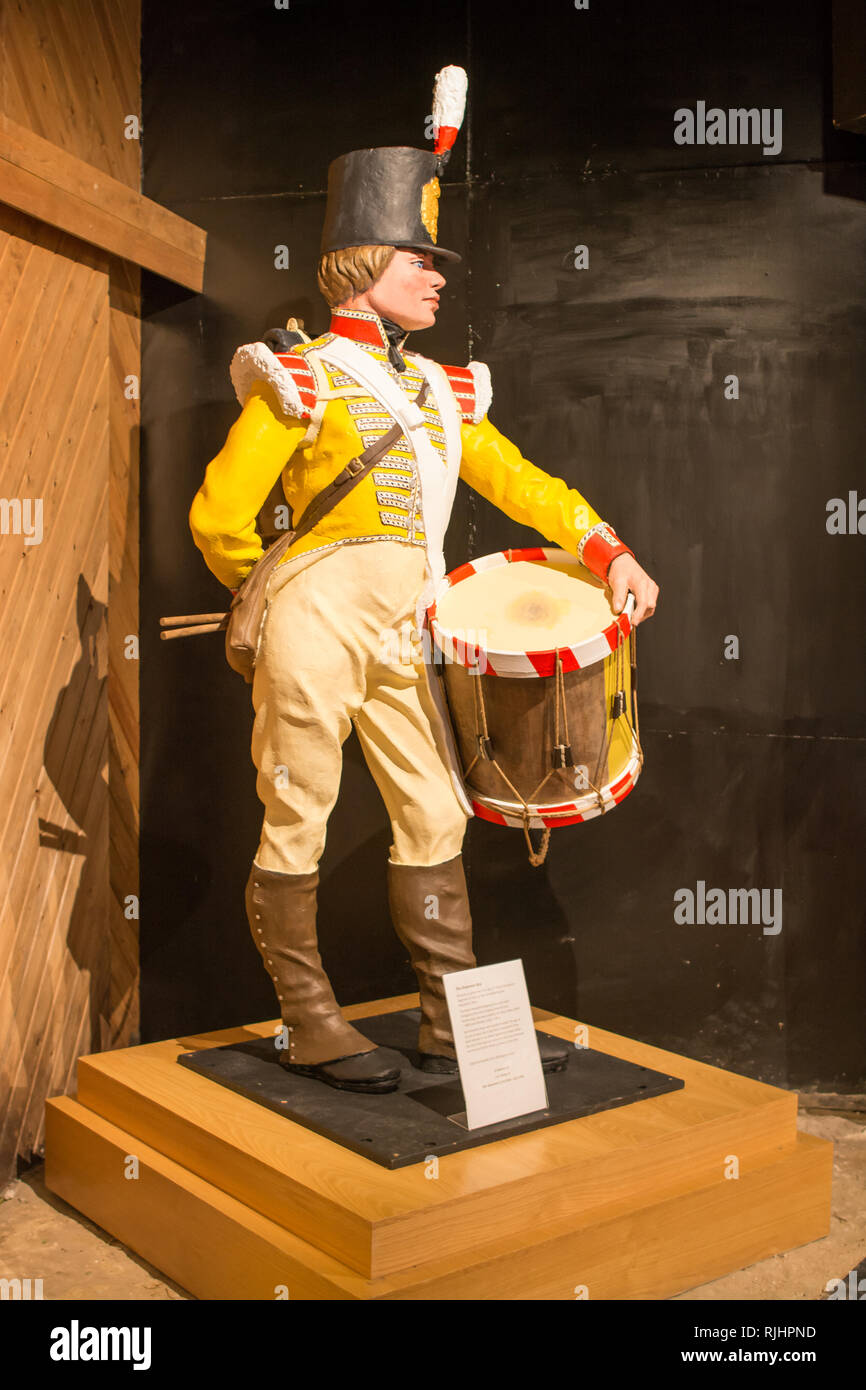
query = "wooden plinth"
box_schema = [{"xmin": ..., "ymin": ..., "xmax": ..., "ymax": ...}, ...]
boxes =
[{"xmin": 44, "ymin": 994, "xmax": 833, "ymax": 1300}]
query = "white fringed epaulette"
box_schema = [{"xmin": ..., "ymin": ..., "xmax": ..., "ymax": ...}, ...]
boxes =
[
  {"xmin": 229, "ymin": 342, "xmax": 318, "ymax": 419},
  {"xmin": 441, "ymin": 360, "xmax": 492, "ymax": 425}
]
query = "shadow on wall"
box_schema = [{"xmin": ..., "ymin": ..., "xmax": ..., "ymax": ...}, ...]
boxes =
[{"xmin": 40, "ymin": 574, "xmax": 109, "ymax": 1055}]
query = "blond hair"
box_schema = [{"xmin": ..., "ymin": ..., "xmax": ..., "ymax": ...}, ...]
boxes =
[{"xmin": 317, "ymin": 244, "xmax": 396, "ymax": 309}]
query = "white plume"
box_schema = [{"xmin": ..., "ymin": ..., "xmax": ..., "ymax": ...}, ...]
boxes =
[{"xmin": 432, "ymin": 65, "xmax": 468, "ymax": 134}]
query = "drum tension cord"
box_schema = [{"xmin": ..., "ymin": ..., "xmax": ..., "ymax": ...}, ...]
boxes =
[{"xmin": 464, "ymin": 628, "xmax": 643, "ymax": 868}]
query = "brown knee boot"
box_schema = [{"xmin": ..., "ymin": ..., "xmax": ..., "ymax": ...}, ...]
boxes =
[
  {"xmin": 386, "ymin": 853, "xmax": 477, "ymax": 1064},
  {"xmin": 246, "ymin": 863, "xmax": 401, "ymax": 1091},
  {"xmin": 387, "ymin": 854, "xmax": 569, "ymax": 1076}
]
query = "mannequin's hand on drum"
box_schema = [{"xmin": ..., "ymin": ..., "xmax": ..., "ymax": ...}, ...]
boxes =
[{"xmin": 607, "ymin": 554, "xmax": 659, "ymax": 627}]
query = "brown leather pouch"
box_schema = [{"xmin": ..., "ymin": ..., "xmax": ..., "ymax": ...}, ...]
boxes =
[{"xmin": 225, "ymin": 380, "xmax": 428, "ymax": 683}]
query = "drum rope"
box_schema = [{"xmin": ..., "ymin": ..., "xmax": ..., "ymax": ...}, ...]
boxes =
[
  {"xmin": 461, "ymin": 620, "xmax": 643, "ymax": 869},
  {"xmin": 455, "ymin": 665, "xmax": 550, "ymax": 860},
  {"xmin": 627, "ymin": 628, "xmax": 644, "ymax": 768},
  {"xmin": 602, "ymin": 626, "xmax": 642, "ymax": 773},
  {"xmin": 466, "ymin": 656, "xmax": 577, "ymax": 867},
  {"xmin": 587, "ymin": 630, "xmax": 624, "ymax": 813}
]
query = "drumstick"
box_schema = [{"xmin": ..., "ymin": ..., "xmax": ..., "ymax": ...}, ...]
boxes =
[
  {"xmin": 160, "ymin": 621, "xmax": 227, "ymax": 639},
  {"xmin": 160, "ymin": 612, "xmax": 228, "ymax": 627}
]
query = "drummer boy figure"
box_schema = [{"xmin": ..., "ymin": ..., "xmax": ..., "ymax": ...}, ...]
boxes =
[{"xmin": 189, "ymin": 68, "xmax": 658, "ymax": 1094}]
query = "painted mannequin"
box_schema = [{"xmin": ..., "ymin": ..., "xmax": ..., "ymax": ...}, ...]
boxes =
[{"xmin": 189, "ymin": 70, "xmax": 658, "ymax": 1093}]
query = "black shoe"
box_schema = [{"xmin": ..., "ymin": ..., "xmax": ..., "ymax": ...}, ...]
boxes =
[
  {"xmin": 419, "ymin": 1033, "xmax": 570, "ymax": 1076},
  {"xmin": 280, "ymin": 1047, "xmax": 402, "ymax": 1094},
  {"xmin": 417, "ymin": 1052, "xmax": 460, "ymax": 1075}
]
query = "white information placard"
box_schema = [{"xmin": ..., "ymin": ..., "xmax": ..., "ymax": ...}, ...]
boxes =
[{"xmin": 443, "ymin": 959, "xmax": 548, "ymax": 1130}]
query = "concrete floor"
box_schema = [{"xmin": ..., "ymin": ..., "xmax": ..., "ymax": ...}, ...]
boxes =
[{"xmin": 1, "ymin": 1103, "xmax": 863, "ymax": 1300}]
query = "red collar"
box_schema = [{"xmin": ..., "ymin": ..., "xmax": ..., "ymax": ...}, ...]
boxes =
[{"xmin": 329, "ymin": 308, "xmax": 391, "ymax": 349}]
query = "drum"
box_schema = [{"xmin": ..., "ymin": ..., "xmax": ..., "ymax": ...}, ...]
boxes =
[{"xmin": 427, "ymin": 547, "xmax": 643, "ymax": 861}]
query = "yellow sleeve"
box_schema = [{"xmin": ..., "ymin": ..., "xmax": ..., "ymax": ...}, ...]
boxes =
[
  {"xmin": 189, "ymin": 382, "xmax": 308, "ymax": 590},
  {"xmin": 458, "ymin": 413, "xmax": 604, "ymax": 554}
]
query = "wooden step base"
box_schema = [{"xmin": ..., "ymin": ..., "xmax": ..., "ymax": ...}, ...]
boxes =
[{"xmin": 44, "ymin": 994, "xmax": 834, "ymax": 1300}]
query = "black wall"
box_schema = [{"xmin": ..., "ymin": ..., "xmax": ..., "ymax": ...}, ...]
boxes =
[{"xmin": 141, "ymin": 0, "xmax": 866, "ymax": 1090}]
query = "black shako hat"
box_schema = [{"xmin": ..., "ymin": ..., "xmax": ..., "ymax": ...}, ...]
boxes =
[
  {"xmin": 320, "ymin": 67, "xmax": 467, "ymax": 265},
  {"xmin": 321, "ymin": 147, "xmax": 460, "ymax": 263}
]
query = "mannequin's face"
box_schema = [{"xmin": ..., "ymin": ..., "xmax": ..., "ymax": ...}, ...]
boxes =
[{"xmin": 342, "ymin": 248, "xmax": 446, "ymax": 331}]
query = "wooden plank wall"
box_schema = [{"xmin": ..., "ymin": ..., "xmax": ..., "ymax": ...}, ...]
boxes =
[
  {"xmin": 0, "ymin": 1, "xmax": 141, "ymax": 1179},
  {"xmin": 0, "ymin": 2, "xmax": 141, "ymax": 188}
]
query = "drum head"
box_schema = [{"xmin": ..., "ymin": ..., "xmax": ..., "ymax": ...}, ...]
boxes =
[
  {"xmin": 436, "ymin": 557, "xmax": 612, "ymax": 653},
  {"xmin": 430, "ymin": 549, "xmax": 633, "ymax": 676}
]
